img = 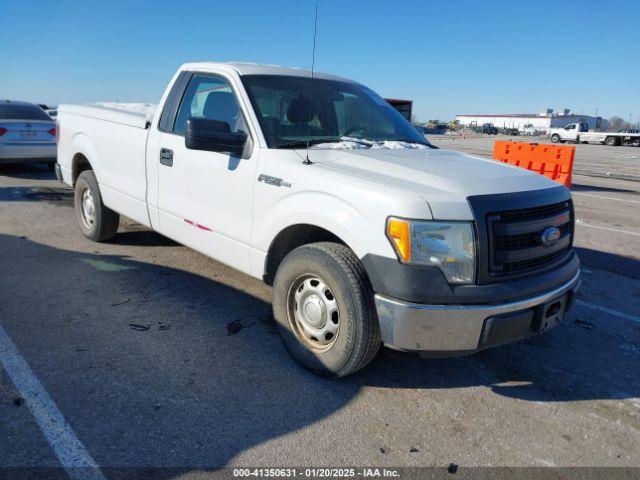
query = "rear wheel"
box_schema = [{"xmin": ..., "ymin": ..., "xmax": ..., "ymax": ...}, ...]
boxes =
[
  {"xmin": 273, "ymin": 242, "xmax": 381, "ymax": 378},
  {"xmin": 605, "ymin": 136, "xmax": 619, "ymax": 146},
  {"xmin": 74, "ymin": 170, "xmax": 119, "ymax": 242},
  {"xmin": 550, "ymin": 134, "xmax": 561, "ymax": 143}
]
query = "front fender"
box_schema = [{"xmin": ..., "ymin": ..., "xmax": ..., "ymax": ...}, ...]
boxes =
[{"xmin": 252, "ymin": 190, "xmax": 395, "ymax": 263}]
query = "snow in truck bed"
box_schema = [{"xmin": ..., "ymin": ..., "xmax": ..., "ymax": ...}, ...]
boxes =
[
  {"xmin": 92, "ymin": 102, "xmax": 157, "ymax": 125},
  {"xmin": 59, "ymin": 102, "xmax": 157, "ymax": 129}
]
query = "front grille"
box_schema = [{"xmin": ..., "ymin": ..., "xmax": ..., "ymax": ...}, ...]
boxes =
[
  {"xmin": 501, "ymin": 249, "xmax": 568, "ymax": 274},
  {"xmin": 489, "ymin": 200, "xmax": 573, "ymax": 277},
  {"xmin": 495, "ymin": 223, "xmax": 570, "ymax": 250},
  {"xmin": 499, "ymin": 202, "xmax": 569, "ymax": 222}
]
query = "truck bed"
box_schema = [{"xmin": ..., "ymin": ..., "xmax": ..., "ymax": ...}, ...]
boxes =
[
  {"xmin": 60, "ymin": 103, "xmax": 157, "ymax": 129},
  {"xmin": 57, "ymin": 103, "xmax": 154, "ymax": 227}
]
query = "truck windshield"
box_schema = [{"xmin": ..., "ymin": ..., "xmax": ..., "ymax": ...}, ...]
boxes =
[{"xmin": 241, "ymin": 75, "xmax": 430, "ymax": 149}]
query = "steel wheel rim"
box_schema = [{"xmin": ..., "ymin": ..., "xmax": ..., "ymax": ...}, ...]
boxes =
[
  {"xmin": 286, "ymin": 274, "xmax": 340, "ymax": 351},
  {"xmin": 80, "ymin": 187, "xmax": 96, "ymax": 229}
]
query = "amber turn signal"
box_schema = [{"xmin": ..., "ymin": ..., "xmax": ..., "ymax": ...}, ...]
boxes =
[{"xmin": 386, "ymin": 217, "xmax": 411, "ymax": 262}]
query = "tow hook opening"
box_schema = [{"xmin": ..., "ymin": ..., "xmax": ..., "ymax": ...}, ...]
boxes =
[
  {"xmin": 545, "ymin": 300, "xmax": 562, "ymax": 318},
  {"xmin": 538, "ymin": 296, "xmax": 567, "ymax": 333}
]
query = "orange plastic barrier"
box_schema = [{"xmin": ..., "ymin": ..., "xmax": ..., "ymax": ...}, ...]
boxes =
[{"xmin": 492, "ymin": 141, "xmax": 575, "ymax": 187}]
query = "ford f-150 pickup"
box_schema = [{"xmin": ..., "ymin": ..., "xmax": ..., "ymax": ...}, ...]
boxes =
[{"xmin": 56, "ymin": 62, "xmax": 580, "ymax": 377}]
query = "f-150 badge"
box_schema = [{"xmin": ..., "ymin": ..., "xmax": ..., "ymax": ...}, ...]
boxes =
[{"xmin": 258, "ymin": 174, "xmax": 291, "ymax": 188}]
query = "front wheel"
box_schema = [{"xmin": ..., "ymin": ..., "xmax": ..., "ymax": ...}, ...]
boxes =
[
  {"xmin": 74, "ymin": 170, "xmax": 120, "ymax": 242},
  {"xmin": 273, "ymin": 242, "xmax": 381, "ymax": 378}
]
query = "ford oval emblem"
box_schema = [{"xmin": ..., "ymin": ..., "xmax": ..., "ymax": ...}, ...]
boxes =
[{"xmin": 541, "ymin": 226, "xmax": 561, "ymax": 246}]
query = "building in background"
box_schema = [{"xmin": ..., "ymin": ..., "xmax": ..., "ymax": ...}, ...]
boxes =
[{"xmin": 455, "ymin": 109, "xmax": 607, "ymax": 133}]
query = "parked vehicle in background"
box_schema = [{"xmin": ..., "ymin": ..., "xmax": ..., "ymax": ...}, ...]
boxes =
[
  {"xmin": 548, "ymin": 122, "xmax": 640, "ymax": 146},
  {"xmin": 56, "ymin": 62, "xmax": 580, "ymax": 377},
  {"xmin": 417, "ymin": 123, "xmax": 449, "ymax": 135},
  {"xmin": 522, "ymin": 123, "xmax": 541, "ymax": 136},
  {"xmin": 482, "ymin": 123, "xmax": 498, "ymax": 135},
  {"xmin": 499, "ymin": 127, "xmax": 519, "ymax": 136},
  {"xmin": 0, "ymin": 100, "xmax": 57, "ymax": 170},
  {"xmin": 618, "ymin": 129, "xmax": 640, "ymax": 146},
  {"xmin": 468, "ymin": 123, "xmax": 498, "ymax": 135}
]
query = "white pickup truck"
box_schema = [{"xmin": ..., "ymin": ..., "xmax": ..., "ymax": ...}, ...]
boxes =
[
  {"xmin": 548, "ymin": 122, "xmax": 640, "ymax": 146},
  {"xmin": 56, "ymin": 62, "xmax": 580, "ymax": 377}
]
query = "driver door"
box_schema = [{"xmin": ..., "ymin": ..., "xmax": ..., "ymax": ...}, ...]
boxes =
[{"xmin": 156, "ymin": 73, "xmax": 257, "ymax": 275}]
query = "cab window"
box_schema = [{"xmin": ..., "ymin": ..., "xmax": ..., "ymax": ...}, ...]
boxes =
[{"xmin": 173, "ymin": 74, "xmax": 247, "ymax": 135}]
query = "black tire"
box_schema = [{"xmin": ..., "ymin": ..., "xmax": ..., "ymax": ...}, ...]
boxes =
[
  {"xmin": 550, "ymin": 134, "xmax": 561, "ymax": 143},
  {"xmin": 74, "ymin": 170, "xmax": 119, "ymax": 242},
  {"xmin": 273, "ymin": 242, "xmax": 381, "ymax": 378},
  {"xmin": 605, "ymin": 136, "xmax": 618, "ymax": 146}
]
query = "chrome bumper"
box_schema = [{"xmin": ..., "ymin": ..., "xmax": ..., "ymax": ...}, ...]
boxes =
[{"xmin": 374, "ymin": 271, "xmax": 581, "ymax": 352}]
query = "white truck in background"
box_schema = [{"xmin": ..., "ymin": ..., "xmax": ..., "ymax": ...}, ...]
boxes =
[
  {"xmin": 548, "ymin": 122, "xmax": 640, "ymax": 146},
  {"xmin": 56, "ymin": 62, "xmax": 580, "ymax": 377}
]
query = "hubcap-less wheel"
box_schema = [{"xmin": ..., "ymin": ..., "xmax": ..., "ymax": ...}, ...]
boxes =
[
  {"xmin": 287, "ymin": 275, "xmax": 340, "ymax": 351},
  {"xmin": 80, "ymin": 187, "xmax": 96, "ymax": 229}
]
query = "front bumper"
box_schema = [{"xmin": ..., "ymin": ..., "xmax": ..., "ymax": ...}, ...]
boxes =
[{"xmin": 374, "ymin": 270, "xmax": 580, "ymax": 354}]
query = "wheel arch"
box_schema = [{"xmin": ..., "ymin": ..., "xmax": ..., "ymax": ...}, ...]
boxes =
[
  {"xmin": 253, "ymin": 192, "xmax": 390, "ymax": 284},
  {"xmin": 69, "ymin": 133, "xmax": 99, "ymax": 185},
  {"xmin": 263, "ymin": 224, "xmax": 349, "ymax": 285},
  {"xmin": 72, "ymin": 153, "xmax": 93, "ymax": 186}
]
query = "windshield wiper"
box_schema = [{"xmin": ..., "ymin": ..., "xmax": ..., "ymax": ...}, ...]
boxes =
[
  {"xmin": 339, "ymin": 136, "xmax": 374, "ymax": 147},
  {"xmin": 277, "ymin": 139, "xmax": 341, "ymax": 149},
  {"xmin": 341, "ymin": 136, "xmax": 436, "ymax": 149},
  {"xmin": 399, "ymin": 139, "xmax": 439, "ymax": 149}
]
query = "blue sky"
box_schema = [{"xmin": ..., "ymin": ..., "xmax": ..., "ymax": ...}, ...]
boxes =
[{"xmin": 1, "ymin": 0, "xmax": 638, "ymax": 121}]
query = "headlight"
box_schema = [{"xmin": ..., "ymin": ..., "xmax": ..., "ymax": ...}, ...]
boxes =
[{"xmin": 386, "ymin": 217, "xmax": 476, "ymax": 284}]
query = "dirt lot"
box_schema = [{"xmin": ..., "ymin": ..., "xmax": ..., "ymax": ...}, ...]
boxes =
[{"xmin": 1, "ymin": 138, "xmax": 639, "ymax": 476}]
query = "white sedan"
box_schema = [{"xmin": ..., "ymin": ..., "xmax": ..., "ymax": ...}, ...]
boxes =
[{"xmin": 0, "ymin": 100, "xmax": 57, "ymax": 170}]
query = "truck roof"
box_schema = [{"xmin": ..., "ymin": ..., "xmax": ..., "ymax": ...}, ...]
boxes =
[{"xmin": 180, "ymin": 61, "xmax": 358, "ymax": 84}]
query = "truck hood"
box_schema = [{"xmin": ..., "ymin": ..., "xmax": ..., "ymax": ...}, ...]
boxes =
[{"xmin": 308, "ymin": 147, "xmax": 561, "ymax": 220}]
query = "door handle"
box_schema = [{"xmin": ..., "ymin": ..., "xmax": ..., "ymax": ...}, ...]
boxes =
[{"xmin": 160, "ymin": 148, "xmax": 173, "ymax": 167}]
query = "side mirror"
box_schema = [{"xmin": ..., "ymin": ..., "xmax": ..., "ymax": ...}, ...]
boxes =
[{"xmin": 185, "ymin": 117, "xmax": 247, "ymax": 156}]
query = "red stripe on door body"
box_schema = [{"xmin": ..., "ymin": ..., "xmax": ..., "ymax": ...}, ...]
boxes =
[{"xmin": 184, "ymin": 219, "xmax": 213, "ymax": 232}]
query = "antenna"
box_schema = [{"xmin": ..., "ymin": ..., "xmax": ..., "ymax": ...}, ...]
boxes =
[{"xmin": 303, "ymin": 4, "xmax": 319, "ymax": 165}]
